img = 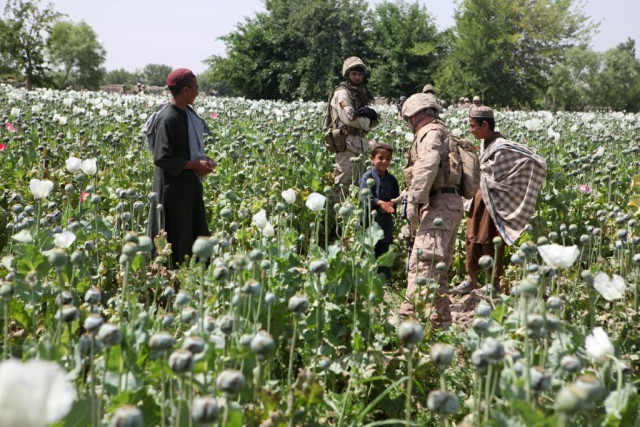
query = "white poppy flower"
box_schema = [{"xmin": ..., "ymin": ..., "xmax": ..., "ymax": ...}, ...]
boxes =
[
  {"xmin": 404, "ymin": 132, "xmax": 414, "ymax": 143},
  {"xmin": 54, "ymin": 231, "xmax": 76, "ymax": 249},
  {"xmin": 65, "ymin": 156, "xmax": 82, "ymax": 174},
  {"xmin": 524, "ymin": 118, "xmax": 541, "ymax": 131},
  {"xmin": 31, "ymin": 104, "xmax": 42, "ymax": 113},
  {"xmin": 80, "ymin": 158, "xmax": 98, "ymax": 175},
  {"xmin": 62, "ymin": 98, "xmax": 73, "ymax": 107},
  {"xmin": 29, "ymin": 179, "xmax": 54, "ymax": 199},
  {"xmin": 0, "ymin": 359, "xmax": 76, "ymax": 427},
  {"xmin": 252, "ymin": 209, "xmax": 268, "ymax": 229},
  {"xmin": 11, "ymin": 230, "xmax": 33, "ymax": 243},
  {"xmin": 585, "ymin": 327, "xmax": 615, "ymax": 363},
  {"xmin": 262, "ymin": 222, "xmax": 275, "ymax": 238},
  {"xmin": 537, "ymin": 244, "xmax": 580, "ymax": 269},
  {"xmin": 305, "ymin": 193, "xmax": 326, "ymax": 212},
  {"xmin": 58, "ymin": 116, "xmax": 68, "ymax": 125},
  {"xmin": 281, "ymin": 189, "xmax": 296, "ymax": 204},
  {"xmin": 593, "ymin": 272, "xmax": 626, "ymax": 301},
  {"xmin": 9, "ymin": 107, "xmax": 20, "ymax": 117}
]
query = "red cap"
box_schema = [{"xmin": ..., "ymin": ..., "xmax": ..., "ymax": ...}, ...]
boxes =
[{"xmin": 166, "ymin": 68, "xmax": 195, "ymax": 87}]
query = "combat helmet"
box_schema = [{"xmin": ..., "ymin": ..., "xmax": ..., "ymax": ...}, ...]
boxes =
[
  {"xmin": 422, "ymin": 84, "xmax": 435, "ymax": 94},
  {"xmin": 401, "ymin": 93, "xmax": 441, "ymax": 120},
  {"xmin": 342, "ymin": 57, "xmax": 367, "ymax": 77}
]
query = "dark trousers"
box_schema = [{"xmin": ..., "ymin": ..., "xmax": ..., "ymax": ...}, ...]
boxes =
[
  {"xmin": 375, "ymin": 241, "xmax": 391, "ymax": 280},
  {"xmin": 465, "ymin": 238, "xmax": 505, "ymax": 292}
]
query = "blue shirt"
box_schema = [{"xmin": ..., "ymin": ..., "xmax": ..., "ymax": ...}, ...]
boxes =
[{"xmin": 359, "ymin": 167, "xmax": 400, "ymax": 244}]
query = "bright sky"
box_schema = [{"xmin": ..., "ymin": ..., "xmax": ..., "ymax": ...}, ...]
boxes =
[{"xmin": 3, "ymin": 0, "xmax": 639, "ymax": 74}]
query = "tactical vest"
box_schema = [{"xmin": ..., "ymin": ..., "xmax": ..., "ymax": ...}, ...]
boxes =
[
  {"xmin": 404, "ymin": 120, "xmax": 462, "ymax": 191},
  {"xmin": 323, "ymin": 82, "xmax": 370, "ymax": 130}
]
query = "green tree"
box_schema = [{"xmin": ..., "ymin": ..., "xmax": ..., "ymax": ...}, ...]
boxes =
[
  {"xmin": 367, "ymin": 0, "xmax": 445, "ymax": 99},
  {"xmin": 141, "ymin": 63, "xmax": 172, "ymax": 86},
  {"xmin": 597, "ymin": 39, "xmax": 640, "ymax": 111},
  {"xmin": 436, "ymin": 0, "xmax": 595, "ymax": 108},
  {"xmin": 48, "ymin": 20, "xmax": 106, "ymax": 89},
  {"xmin": 0, "ymin": 0, "xmax": 61, "ymax": 89},
  {"xmin": 546, "ymin": 46, "xmax": 600, "ymax": 111},
  {"xmin": 103, "ymin": 68, "xmax": 140, "ymax": 87},
  {"xmin": 207, "ymin": 0, "xmax": 370, "ymax": 100}
]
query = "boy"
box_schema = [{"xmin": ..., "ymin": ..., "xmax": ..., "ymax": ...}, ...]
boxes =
[
  {"xmin": 359, "ymin": 142, "xmax": 400, "ymax": 280},
  {"xmin": 452, "ymin": 106, "xmax": 546, "ymax": 295}
]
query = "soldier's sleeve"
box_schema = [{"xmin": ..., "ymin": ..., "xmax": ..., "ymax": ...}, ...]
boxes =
[
  {"xmin": 332, "ymin": 89, "xmax": 371, "ymax": 131},
  {"xmin": 409, "ymin": 127, "xmax": 443, "ymax": 204}
]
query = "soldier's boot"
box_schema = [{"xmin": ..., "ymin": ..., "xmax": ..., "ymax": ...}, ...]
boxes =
[{"xmin": 429, "ymin": 294, "xmax": 452, "ymax": 330}]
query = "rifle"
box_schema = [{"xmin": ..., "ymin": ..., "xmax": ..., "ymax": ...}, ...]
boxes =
[{"xmin": 397, "ymin": 191, "xmax": 414, "ymax": 273}]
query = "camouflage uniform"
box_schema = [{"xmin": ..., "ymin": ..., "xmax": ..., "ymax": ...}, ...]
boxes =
[
  {"xmin": 330, "ymin": 57, "xmax": 376, "ymax": 200},
  {"xmin": 400, "ymin": 94, "xmax": 464, "ymax": 327}
]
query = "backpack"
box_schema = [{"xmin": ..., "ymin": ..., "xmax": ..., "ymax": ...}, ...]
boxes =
[{"xmin": 449, "ymin": 135, "xmax": 480, "ymax": 198}]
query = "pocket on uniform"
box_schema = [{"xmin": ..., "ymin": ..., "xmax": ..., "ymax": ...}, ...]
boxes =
[{"xmin": 446, "ymin": 200, "xmax": 463, "ymax": 213}]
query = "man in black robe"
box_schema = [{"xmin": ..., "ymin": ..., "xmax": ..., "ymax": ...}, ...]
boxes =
[{"xmin": 149, "ymin": 68, "xmax": 214, "ymax": 267}]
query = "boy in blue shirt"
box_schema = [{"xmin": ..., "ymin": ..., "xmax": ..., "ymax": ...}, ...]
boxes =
[{"xmin": 359, "ymin": 142, "xmax": 400, "ymax": 280}]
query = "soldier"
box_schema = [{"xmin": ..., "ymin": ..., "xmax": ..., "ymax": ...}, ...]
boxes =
[
  {"xmin": 422, "ymin": 84, "xmax": 435, "ymax": 95},
  {"xmin": 396, "ymin": 96, "xmax": 407, "ymax": 120},
  {"xmin": 452, "ymin": 106, "xmax": 547, "ymax": 295},
  {"xmin": 328, "ymin": 56, "xmax": 378, "ymax": 201},
  {"xmin": 399, "ymin": 93, "xmax": 464, "ymax": 328}
]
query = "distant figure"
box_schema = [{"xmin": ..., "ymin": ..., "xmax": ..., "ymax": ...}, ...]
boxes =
[
  {"xmin": 422, "ymin": 84, "xmax": 435, "ymax": 95},
  {"xmin": 472, "ymin": 95, "xmax": 481, "ymax": 107},
  {"xmin": 396, "ymin": 96, "xmax": 407, "ymax": 120}
]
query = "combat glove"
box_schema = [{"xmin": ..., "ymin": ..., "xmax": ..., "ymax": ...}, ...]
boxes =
[
  {"xmin": 406, "ymin": 196, "xmax": 422, "ymax": 228},
  {"xmin": 356, "ymin": 107, "xmax": 378, "ymax": 122}
]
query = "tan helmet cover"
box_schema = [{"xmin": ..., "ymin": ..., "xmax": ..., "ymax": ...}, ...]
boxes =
[
  {"xmin": 401, "ymin": 93, "xmax": 441, "ymax": 120},
  {"xmin": 342, "ymin": 56, "xmax": 367, "ymax": 77},
  {"xmin": 422, "ymin": 84, "xmax": 435, "ymax": 94}
]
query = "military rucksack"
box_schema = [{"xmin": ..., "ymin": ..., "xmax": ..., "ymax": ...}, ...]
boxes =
[{"xmin": 449, "ymin": 135, "xmax": 480, "ymax": 198}]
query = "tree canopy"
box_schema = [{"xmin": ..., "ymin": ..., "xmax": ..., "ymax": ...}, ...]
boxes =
[
  {"xmin": 48, "ymin": 20, "xmax": 106, "ymax": 89},
  {"xmin": 142, "ymin": 64, "xmax": 173, "ymax": 87},
  {"xmin": 0, "ymin": 0, "xmax": 107, "ymax": 89},
  {"xmin": 205, "ymin": 0, "xmax": 640, "ymax": 111},
  {"xmin": 0, "ymin": 0, "xmax": 61, "ymax": 88},
  {"xmin": 2, "ymin": 0, "xmax": 640, "ymax": 111},
  {"xmin": 436, "ymin": 0, "xmax": 595, "ymax": 108}
]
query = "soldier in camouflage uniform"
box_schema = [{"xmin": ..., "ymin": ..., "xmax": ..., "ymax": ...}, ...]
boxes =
[
  {"xmin": 329, "ymin": 57, "xmax": 378, "ymax": 201},
  {"xmin": 400, "ymin": 93, "xmax": 464, "ymax": 328}
]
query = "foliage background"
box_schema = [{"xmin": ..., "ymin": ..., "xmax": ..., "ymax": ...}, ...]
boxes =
[{"xmin": 2, "ymin": 0, "xmax": 640, "ymax": 111}]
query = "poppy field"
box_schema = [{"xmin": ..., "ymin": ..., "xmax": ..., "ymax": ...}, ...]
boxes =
[{"xmin": 1, "ymin": 84, "xmax": 640, "ymax": 426}]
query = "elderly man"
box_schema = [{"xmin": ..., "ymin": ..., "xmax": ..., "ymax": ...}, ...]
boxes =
[
  {"xmin": 327, "ymin": 56, "xmax": 378, "ymax": 201},
  {"xmin": 144, "ymin": 68, "xmax": 214, "ymax": 267},
  {"xmin": 452, "ymin": 106, "xmax": 547, "ymax": 295},
  {"xmin": 399, "ymin": 93, "xmax": 464, "ymax": 328}
]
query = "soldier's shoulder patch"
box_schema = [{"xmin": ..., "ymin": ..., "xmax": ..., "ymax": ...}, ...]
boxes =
[{"xmin": 339, "ymin": 100, "xmax": 348, "ymax": 109}]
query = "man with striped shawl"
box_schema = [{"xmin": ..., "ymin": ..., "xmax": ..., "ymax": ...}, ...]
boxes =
[{"xmin": 452, "ymin": 106, "xmax": 547, "ymax": 295}]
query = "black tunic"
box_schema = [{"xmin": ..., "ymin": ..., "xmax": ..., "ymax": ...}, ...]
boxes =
[{"xmin": 150, "ymin": 104, "xmax": 209, "ymax": 267}]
